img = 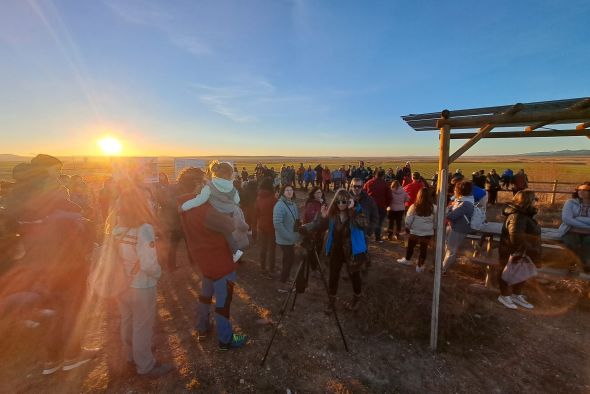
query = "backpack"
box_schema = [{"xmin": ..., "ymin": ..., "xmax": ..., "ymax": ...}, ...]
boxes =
[
  {"xmin": 464, "ymin": 202, "xmax": 486, "ymax": 231},
  {"xmin": 87, "ymin": 228, "xmax": 139, "ymax": 299}
]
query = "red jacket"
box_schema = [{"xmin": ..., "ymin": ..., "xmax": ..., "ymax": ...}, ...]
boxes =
[
  {"xmin": 363, "ymin": 177, "xmax": 391, "ymax": 210},
  {"xmin": 178, "ymin": 196, "xmax": 234, "ymax": 280},
  {"xmin": 255, "ymin": 190, "xmax": 276, "ymax": 236},
  {"xmin": 403, "ymin": 181, "xmax": 424, "ymax": 208},
  {"xmin": 303, "ymin": 200, "xmax": 322, "ymax": 224}
]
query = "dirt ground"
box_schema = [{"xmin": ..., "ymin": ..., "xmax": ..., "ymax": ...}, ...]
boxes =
[{"xmin": 2, "ymin": 192, "xmax": 590, "ymax": 393}]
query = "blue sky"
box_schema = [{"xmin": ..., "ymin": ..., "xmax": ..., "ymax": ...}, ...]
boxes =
[{"xmin": 1, "ymin": 0, "xmax": 589, "ymax": 156}]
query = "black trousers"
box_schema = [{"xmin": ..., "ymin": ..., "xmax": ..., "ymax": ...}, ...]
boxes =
[
  {"xmin": 405, "ymin": 234, "xmax": 432, "ymax": 266},
  {"xmin": 328, "ymin": 255, "xmax": 362, "ymax": 296},
  {"xmin": 387, "ymin": 210, "xmax": 404, "ymax": 236},
  {"xmin": 279, "ymin": 244, "xmax": 295, "ymax": 283}
]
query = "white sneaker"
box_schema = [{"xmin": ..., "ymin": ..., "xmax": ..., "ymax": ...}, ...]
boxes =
[
  {"xmin": 511, "ymin": 294, "xmax": 534, "ymax": 309},
  {"xmin": 232, "ymin": 250, "xmax": 244, "ymax": 263},
  {"xmin": 497, "ymin": 295, "xmax": 518, "ymax": 310},
  {"xmin": 397, "ymin": 258, "xmax": 412, "ymax": 266},
  {"xmin": 415, "ymin": 265, "xmax": 425, "ymax": 273}
]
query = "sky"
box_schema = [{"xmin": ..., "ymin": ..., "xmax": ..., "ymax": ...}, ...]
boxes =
[{"xmin": 1, "ymin": 0, "xmax": 589, "ymax": 157}]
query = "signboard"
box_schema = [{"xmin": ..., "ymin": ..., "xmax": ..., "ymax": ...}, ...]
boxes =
[
  {"xmin": 111, "ymin": 157, "xmax": 159, "ymax": 184},
  {"xmin": 174, "ymin": 158, "xmax": 206, "ymax": 178}
]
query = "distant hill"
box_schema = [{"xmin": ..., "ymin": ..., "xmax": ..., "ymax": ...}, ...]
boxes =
[
  {"xmin": 0, "ymin": 154, "xmax": 31, "ymax": 162},
  {"xmin": 524, "ymin": 149, "xmax": 590, "ymax": 157}
]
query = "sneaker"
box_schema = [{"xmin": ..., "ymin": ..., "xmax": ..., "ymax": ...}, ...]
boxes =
[
  {"xmin": 62, "ymin": 348, "xmax": 100, "ymax": 371},
  {"xmin": 219, "ymin": 333, "xmax": 248, "ymax": 350},
  {"xmin": 375, "ymin": 239, "xmax": 384, "ymax": 244},
  {"xmin": 232, "ymin": 250, "xmax": 244, "ymax": 263},
  {"xmin": 397, "ymin": 258, "xmax": 412, "ymax": 266},
  {"xmin": 497, "ymin": 295, "xmax": 518, "ymax": 310},
  {"xmin": 145, "ymin": 362, "xmax": 174, "ymax": 378},
  {"xmin": 344, "ymin": 293, "xmax": 362, "ymax": 311},
  {"xmin": 416, "ymin": 265, "xmax": 425, "ymax": 273},
  {"xmin": 42, "ymin": 361, "xmax": 62, "ymax": 375},
  {"xmin": 511, "ymin": 294, "xmax": 534, "ymax": 309}
]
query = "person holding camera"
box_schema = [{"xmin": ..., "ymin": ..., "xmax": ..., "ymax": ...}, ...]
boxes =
[
  {"xmin": 313, "ymin": 189, "xmax": 368, "ymax": 313},
  {"xmin": 273, "ymin": 185, "xmax": 301, "ymax": 292}
]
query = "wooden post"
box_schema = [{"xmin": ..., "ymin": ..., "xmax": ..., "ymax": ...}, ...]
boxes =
[
  {"xmin": 431, "ymin": 124, "xmax": 450, "ymax": 351},
  {"xmin": 550, "ymin": 180, "xmax": 558, "ymax": 205}
]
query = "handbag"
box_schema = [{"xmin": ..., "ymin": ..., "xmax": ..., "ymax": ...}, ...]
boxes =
[
  {"xmin": 282, "ymin": 200, "xmax": 301, "ymax": 232},
  {"xmin": 88, "ymin": 228, "xmax": 139, "ymax": 299},
  {"xmin": 501, "ymin": 253, "xmax": 537, "ymax": 286}
]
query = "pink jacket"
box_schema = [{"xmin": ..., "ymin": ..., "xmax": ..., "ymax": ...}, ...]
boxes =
[{"xmin": 389, "ymin": 187, "xmax": 409, "ymax": 211}]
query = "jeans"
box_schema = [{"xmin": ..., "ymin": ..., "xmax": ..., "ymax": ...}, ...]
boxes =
[
  {"xmin": 279, "ymin": 244, "xmax": 295, "ymax": 283},
  {"xmin": 387, "ymin": 210, "xmax": 404, "ymax": 236},
  {"xmin": 258, "ymin": 232, "xmax": 276, "ymax": 271},
  {"xmin": 196, "ymin": 271, "xmax": 236, "ymax": 344},
  {"xmin": 375, "ymin": 207, "xmax": 387, "ymax": 240},
  {"xmin": 563, "ymin": 232, "xmax": 590, "ymax": 271},
  {"xmin": 406, "ymin": 234, "xmax": 432, "ymax": 265},
  {"xmin": 442, "ymin": 229, "xmax": 468, "ymax": 271}
]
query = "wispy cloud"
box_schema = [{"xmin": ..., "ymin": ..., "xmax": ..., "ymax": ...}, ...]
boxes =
[
  {"xmin": 105, "ymin": 0, "xmax": 210, "ymax": 56},
  {"xmin": 190, "ymin": 78, "xmax": 314, "ymax": 123}
]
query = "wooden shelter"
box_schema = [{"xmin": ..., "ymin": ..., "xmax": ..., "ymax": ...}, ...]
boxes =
[{"xmin": 401, "ymin": 97, "xmax": 590, "ymax": 351}]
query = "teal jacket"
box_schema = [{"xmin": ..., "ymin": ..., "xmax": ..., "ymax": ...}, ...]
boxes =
[{"xmin": 273, "ymin": 196, "xmax": 300, "ymax": 245}]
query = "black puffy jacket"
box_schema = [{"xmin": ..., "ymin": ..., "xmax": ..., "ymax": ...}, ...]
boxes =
[{"xmin": 499, "ymin": 203, "xmax": 541, "ymax": 261}]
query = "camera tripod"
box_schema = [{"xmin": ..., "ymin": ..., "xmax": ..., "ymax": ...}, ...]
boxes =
[{"xmin": 260, "ymin": 246, "xmax": 349, "ymax": 366}]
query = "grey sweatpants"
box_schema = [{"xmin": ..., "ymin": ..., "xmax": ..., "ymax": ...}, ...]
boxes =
[
  {"xmin": 117, "ymin": 286, "xmax": 157, "ymax": 374},
  {"xmin": 442, "ymin": 229, "xmax": 468, "ymax": 271}
]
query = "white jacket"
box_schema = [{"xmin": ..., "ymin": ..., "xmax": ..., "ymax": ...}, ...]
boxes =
[
  {"xmin": 405, "ymin": 204, "xmax": 437, "ymax": 236},
  {"xmin": 113, "ymin": 224, "xmax": 161, "ymax": 288}
]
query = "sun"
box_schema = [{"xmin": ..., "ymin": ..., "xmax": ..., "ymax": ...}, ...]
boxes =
[{"xmin": 98, "ymin": 136, "xmax": 122, "ymax": 155}]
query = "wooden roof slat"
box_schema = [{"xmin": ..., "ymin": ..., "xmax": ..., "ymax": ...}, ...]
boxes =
[
  {"xmin": 401, "ymin": 97, "xmax": 587, "ymax": 122},
  {"xmin": 406, "ymin": 117, "xmax": 590, "ymax": 131},
  {"xmin": 449, "ymin": 129, "xmax": 590, "ymax": 139}
]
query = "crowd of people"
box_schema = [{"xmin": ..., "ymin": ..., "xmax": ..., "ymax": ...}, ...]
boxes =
[{"xmin": 0, "ymin": 154, "xmax": 589, "ymax": 379}]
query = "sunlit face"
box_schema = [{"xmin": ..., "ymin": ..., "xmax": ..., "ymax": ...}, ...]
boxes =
[
  {"xmin": 314, "ymin": 189, "xmax": 323, "ymax": 202},
  {"xmin": 283, "ymin": 186, "xmax": 294, "ymax": 199},
  {"xmin": 351, "ymin": 182, "xmax": 363, "ymax": 196},
  {"xmin": 98, "ymin": 137, "xmax": 122, "ymax": 155}
]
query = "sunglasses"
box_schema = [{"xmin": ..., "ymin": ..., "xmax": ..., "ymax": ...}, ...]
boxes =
[
  {"xmin": 352, "ymin": 185, "xmax": 362, "ymax": 189},
  {"xmin": 337, "ymin": 200, "xmax": 349, "ymax": 205}
]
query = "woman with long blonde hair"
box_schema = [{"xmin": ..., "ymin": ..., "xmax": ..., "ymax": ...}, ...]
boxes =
[{"xmin": 497, "ymin": 190, "xmax": 541, "ymax": 310}]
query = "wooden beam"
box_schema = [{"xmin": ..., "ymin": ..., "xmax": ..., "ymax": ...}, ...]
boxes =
[
  {"xmin": 448, "ymin": 124, "xmax": 494, "ymax": 164},
  {"xmin": 447, "ymin": 103, "xmax": 523, "ymax": 164},
  {"xmin": 570, "ymin": 97, "xmax": 590, "ymax": 111},
  {"xmin": 431, "ymin": 125, "xmax": 450, "ymax": 352},
  {"xmin": 449, "ymin": 129, "xmax": 590, "ymax": 139},
  {"xmin": 436, "ymin": 107, "xmax": 590, "ymax": 129},
  {"xmin": 525, "ymin": 121, "xmax": 551, "ymax": 133}
]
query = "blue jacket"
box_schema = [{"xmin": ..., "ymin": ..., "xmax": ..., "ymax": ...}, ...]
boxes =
[
  {"xmin": 472, "ymin": 186, "xmax": 486, "ymax": 203},
  {"xmin": 303, "ymin": 170, "xmax": 315, "ymax": 182},
  {"xmin": 324, "ymin": 205, "xmax": 368, "ymax": 257},
  {"xmin": 447, "ymin": 196, "xmax": 475, "ymax": 234}
]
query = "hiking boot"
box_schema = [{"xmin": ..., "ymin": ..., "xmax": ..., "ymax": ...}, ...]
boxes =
[
  {"xmin": 497, "ymin": 295, "xmax": 518, "ymax": 310},
  {"xmin": 219, "ymin": 333, "xmax": 248, "ymax": 351},
  {"xmin": 145, "ymin": 362, "xmax": 174, "ymax": 378},
  {"xmin": 62, "ymin": 348, "xmax": 100, "ymax": 371},
  {"xmin": 511, "ymin": 294, "xmax": 534, "ymax": 309},
  {"xmin": 397, "ymin": 257, "xmax": 412, "ymax": 266}
]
